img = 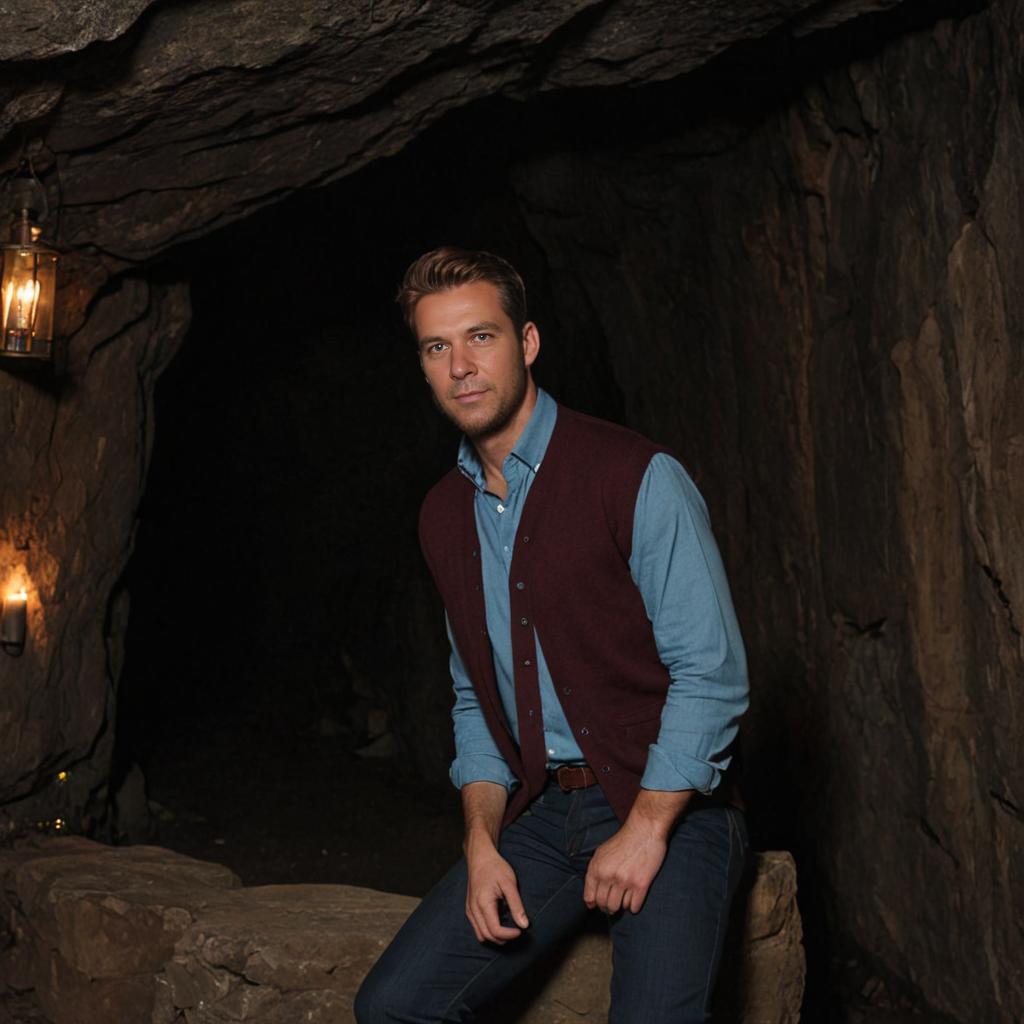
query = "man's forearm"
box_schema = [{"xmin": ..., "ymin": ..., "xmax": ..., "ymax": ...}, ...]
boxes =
[
  {"xmin": 461, "ymin": 780, "xmax": 509, "ymax": 853},
  {"xmin": 625, "ymin": 787, "xmax": 694, "ymax": 840}
]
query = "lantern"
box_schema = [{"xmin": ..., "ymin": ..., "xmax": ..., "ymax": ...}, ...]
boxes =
[{"xmin": 0, "ymin": 176, "xmax": 58, "ymax": 362}]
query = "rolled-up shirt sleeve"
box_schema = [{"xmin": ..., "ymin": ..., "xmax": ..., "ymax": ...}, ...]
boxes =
[
  {"xmin": 446, "ymin": 615, "xmax": 518, "ymax": 792},
  {"xmin": 629, "ymin": 454, "xmax": 749, "ymax": 795}
]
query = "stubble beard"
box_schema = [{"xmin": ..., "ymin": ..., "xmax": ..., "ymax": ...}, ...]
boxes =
[{"xmin": 436, "ymin": 362, "xmax": 529, "ymax": 441}]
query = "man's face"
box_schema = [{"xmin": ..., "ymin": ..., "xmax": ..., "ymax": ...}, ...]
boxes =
[{"xmin": 414, "ymin": 281, "xmax": 539, "ymax": 440}]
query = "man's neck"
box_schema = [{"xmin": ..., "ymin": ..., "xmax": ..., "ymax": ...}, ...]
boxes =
[{"xmin": 473, "ymin": 384, "xmax": 538, "ymax": 500}]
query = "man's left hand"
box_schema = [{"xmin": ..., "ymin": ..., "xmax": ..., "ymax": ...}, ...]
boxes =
[
  {"xmin": 583, "ymin": 823, "xmax": 667, "ymax": 914},
  {"xmin": 582, "ymin": 787, "xmax": 694, "ymax": 914}
]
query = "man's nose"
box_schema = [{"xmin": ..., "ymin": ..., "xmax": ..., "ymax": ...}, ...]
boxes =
[{"xmin": 448, "ymin": 342, "xmax": 476, "ymax": 379}]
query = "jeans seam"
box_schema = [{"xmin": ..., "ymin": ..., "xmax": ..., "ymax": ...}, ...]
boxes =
[
  {"xmin": 700, "ymin": 808, "xmax": 736, "ymax": 1015},
  {"xmin": 439, "ymin": 871, "xmax": 583, "ymax": 1021}
]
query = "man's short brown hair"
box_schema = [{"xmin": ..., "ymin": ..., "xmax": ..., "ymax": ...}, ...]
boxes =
[{"xmin": 397, "ymin": 247, "xmax": 528, "ymax": 338}]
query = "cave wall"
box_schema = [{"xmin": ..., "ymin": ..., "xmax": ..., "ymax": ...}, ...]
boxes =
[
  {"xmin": 0, "ymin": 275, "xmax": 190, "ymax": 830},
  {"xmin": 503, "ymin": 3, "xmax": 1022, "ymax": 1019}
]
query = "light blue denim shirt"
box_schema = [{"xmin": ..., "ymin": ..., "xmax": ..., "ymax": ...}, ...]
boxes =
[{"xmin": 448, "ymin": 388, "xmax": 748, "ymax": 795}]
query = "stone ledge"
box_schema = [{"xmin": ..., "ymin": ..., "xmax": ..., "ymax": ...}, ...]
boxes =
[{"xmin": 0, "ymin": 838, "xmax": 804, "ymax": 1023}]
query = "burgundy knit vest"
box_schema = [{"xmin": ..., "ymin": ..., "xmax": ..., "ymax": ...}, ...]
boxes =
[{"xmin": 419, "ymin": 405, "xmax": 676, "ymax": 826}]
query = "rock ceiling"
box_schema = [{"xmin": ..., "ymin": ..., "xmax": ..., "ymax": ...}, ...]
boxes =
[{"xmin": 0, "ymin": 0, "xmax": 902, "ymax": 265}]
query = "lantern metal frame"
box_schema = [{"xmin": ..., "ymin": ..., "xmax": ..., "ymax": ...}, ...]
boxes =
[{"xmin": 0, "ymin": 174, "xmax": 59, "ymax": 365}]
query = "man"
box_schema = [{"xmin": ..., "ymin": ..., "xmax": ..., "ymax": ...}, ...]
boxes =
[{"xmin": 355, "ymin": 248, "xmax": 749, "ymax": 1023}]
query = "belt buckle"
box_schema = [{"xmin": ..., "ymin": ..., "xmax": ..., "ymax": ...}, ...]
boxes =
[{"xmin": 556, "ymin": 765, "xmax": 585, "ymax": 791}]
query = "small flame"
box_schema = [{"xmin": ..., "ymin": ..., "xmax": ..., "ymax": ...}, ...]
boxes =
[
  {"xmin": 3, "ymin": 277, "xmax": 40, "ymax": 331},
  {"xmin": 6, "ymin": 588, "xmax": 27, "ymax": 603}
]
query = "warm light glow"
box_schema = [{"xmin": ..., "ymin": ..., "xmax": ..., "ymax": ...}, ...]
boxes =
[
  {"xmin": 56, "ymin": 770, "xmax": 69, "ymax": 784},
  {"xmin": 1, "ymin": 236, "xmax": 57, "ymax": 358},
  {"xmin": 2, "ymin": 278, "xmax": 39, "ymax": 331},
  {"xmin": 53, "ymin": 818, "xmax": 65, "ymax": 831},
  {"xmin": 6, "ymin": 587, "xmax": 27, "ymax": 603}
]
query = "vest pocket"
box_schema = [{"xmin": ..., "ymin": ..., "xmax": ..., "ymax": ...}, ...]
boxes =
[{"xmin": 617, "ymin": 703, "xmax": 665, "ymax": 772}]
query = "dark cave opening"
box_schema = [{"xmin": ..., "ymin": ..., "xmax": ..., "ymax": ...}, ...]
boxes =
[{"xmin": 112, "ymin": 87, "xmax": 636, "ymax": 894}]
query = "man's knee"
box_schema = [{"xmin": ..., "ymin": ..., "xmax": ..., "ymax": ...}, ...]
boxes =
[
  {"xmin": 355, "ymin": 968, "xmax": 462, "ymax": 1023},
  {"xmin": 353, "ymin": 966, "xmax": 398, "ymax": 1024}
]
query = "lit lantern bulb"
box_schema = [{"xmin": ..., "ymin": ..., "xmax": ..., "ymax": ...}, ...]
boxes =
[{"xmin": 3, "ymin": 279, "xmax": 39, "ymax": 330}]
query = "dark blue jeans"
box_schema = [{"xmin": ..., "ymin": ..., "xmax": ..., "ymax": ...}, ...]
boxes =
[{"xmin": 355, "ymin": 781, "xmax": 748, "ymax": 1023}]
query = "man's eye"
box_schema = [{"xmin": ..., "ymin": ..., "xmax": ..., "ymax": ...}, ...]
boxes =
[
  {"xmin": 426, "ymin": 342, "xmax": 447, "ymax": 355},
  {"xmin": 472, "ymin": 333, "xmax": 492, "ymax": 342}
]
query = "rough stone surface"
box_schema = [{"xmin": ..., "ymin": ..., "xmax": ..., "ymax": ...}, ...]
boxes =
[
  {"xmin": 0, "ymin": 837, "xmax": 803, "ymax": 1024},
  {"xmin": 0, "ymin": 2, "xmax": 154, "ymax": 61},
  {"xmin": 0, "ymin": 0, "xmax": 899, "ymax": 263},
  {"xmin": 0, "ymin": 838, "xmax": 239, "ymax": 1024},
  {"xmin": 0, "ymin": 275, "xmax": 190, "ymax": 827}
]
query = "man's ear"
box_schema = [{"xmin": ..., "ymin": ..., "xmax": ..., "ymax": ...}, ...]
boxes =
[{"xmin": 522, "ymin": 321, "xmax": 540, "ymax": 368}]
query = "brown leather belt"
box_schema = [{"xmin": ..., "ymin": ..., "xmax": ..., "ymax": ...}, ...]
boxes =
[{"xmin": 550, "ymin": 764, "xmax": 598, "ymax": 791}]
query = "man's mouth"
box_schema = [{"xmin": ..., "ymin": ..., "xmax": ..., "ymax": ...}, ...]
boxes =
[{"xmin": 451, "ymin": 389, "xmax": 488, "ymax": 402}]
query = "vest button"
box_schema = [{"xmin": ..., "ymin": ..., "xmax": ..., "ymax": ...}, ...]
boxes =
[
  {"xmin": 580, "ymin": 727, "xmax": 589, "ymax": 736},
  {"xmin": 562, "ymin": 687, "xmax": 571, "ymax": 695},
  {"xmin": 522, "ymin": 536, "xmax": 530, "ymax": 543},
  {"xmin": 601, "ymin": 765, "xmax": 611, "ymax": 773},
  {"xmin": 471, "ymin": 549, "xmax": 478, "ymax": 557},
  {"xmin": 520, "ymin": 617, "xmax": 529, "ymax": 626},
  {"xmin": 515, "ymin": 581, "xmax": 525, "ymax": 590},
  {"xmin": 523, "ymin": 659, "xmax": 532, "ymax": 667}
]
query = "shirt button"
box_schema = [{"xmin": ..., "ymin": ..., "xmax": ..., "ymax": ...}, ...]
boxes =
[
  {"xmin": 520, "ymin": 617, "xmax": 529, "ymax": 626},
  {"xmin": 496, "ymin": 503, "xmax": 505, "ymax": 513},
  {"xmin": 547, "ymin": 748, "xmax": 556, "ymax": 756},
  {"xmin": 516, "ymin": 581, "xmax": 525, "ymax": 590}
]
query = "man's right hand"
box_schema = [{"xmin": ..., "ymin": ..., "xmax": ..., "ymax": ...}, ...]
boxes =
[
  {"xmin": 460, "ymin": 780, "xmax": 529, "ymax": 944},
  {"xmin": 465, "ymin": 838, "xmax": 529, "ymax": 944}
]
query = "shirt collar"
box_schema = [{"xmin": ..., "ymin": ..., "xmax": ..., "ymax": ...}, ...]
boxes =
[{"xmin": 457, "ymin": 388, "xmax": 558, "ymax": 492}]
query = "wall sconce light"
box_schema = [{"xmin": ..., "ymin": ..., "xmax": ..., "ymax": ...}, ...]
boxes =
[
  {"xmin": 1, "ymin": 588, "xmax": 28, "ymax": 656},
  {"xmin": 0, "ymin": 173, "xmax": 58, "ymax": 364}
]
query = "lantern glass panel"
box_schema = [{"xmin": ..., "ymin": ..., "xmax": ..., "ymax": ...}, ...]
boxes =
[{"xmin": 1, "ymin": 246, "xmax": 58, "ymax": 358}]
